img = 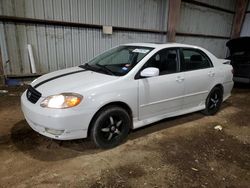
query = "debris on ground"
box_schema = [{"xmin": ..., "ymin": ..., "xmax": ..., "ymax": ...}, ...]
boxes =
[
  {"xmin": 191, "ymin": 167, "xmax": 199, "ymax": 171},
  {"xmin": 0, "ymin": 90, "xmax": 8, "ymax": 94},
  {"xmin": 214, "ymin": 125, "xmax": 223, "ymax": 131}
]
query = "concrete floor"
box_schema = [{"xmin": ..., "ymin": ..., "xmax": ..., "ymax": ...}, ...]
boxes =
[{"xmin": 0, "ymin": 84, "xmax": 249, "ymax": 188}]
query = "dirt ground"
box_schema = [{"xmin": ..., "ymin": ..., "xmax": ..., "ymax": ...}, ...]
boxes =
[{"xmin": 0, "ymin": 84, "xmax": 249, "ymax": 188}]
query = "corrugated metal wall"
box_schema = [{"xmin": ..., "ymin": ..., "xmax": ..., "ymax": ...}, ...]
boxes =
[
  {"xmin": 0, "ymin": 0, "xmax": 239, "ymax": 76},
  {"xmin": 1, "ymin": 0, "xmax": 167, "ymax": 30},
  {"xmin": 240, "ymin": 2, "xmax": 250, "ymax": 37},
  {"xmin": 176, "ymin": 1, "xmax": 235, "ymax": 58},
  {"xmin": 0, "ymin": 0, "xmax": 167, "ymax": 75}
]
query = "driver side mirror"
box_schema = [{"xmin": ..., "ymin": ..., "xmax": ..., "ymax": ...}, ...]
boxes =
[{"xmin": 140, "ymin": 67, "xmax": 159, "ymax": 78}]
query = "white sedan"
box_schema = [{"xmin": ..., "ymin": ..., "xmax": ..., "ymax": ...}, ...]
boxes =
[{"xmin": 21, "ymin": 43, "xmax": 234, "ymax": 148}]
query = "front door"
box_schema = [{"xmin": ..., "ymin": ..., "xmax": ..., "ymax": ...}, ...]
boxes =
[{"xmin": 138, "ymin": 48, "xmax": 185, "ymax": 120}]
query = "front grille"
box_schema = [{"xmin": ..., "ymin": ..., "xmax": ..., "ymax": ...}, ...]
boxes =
[{"xmin": 26, "ymin": 86, "xmax": 42, "ymax": 104}]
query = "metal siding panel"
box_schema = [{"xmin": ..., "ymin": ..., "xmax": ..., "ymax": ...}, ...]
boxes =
[
  {"xmin": 55, "ymin": 26, "xmax": 65, "ymax": 69},
  {"xmin": 24, "ymin": 0, "xmax": 35, "ymax": 18},
  {"xmin": 0, "ymin": 0, "xmax": 2, "ymax": 15},
  {"xmin": 36, "ymin": 25, "xmax": 49, "ymax": 73},
  {"xmin": 70, "ymin": 0, "xmax": 79, "ymax": 22},
  {"xmin": 62, "ymin": 0, "xmax": 71, "ymax": 21},
  {"xmin": 194, "ymin": 0, "xmax": 236, "ymax": 11},
  {"xmin": 1, "ymin": 0, "xmax": 167, "ymax": 31},
  {"xmin": 0, "ymin": 22, "xmax": 10, "ymax": 74},
  {"xmin": 63, "ymin": 27, "xmax": 73, "ymax": 68},
  {"xmin": 16, "ymin": 24, "xmax": 29, "ymax": 74},
  {"xmin": 86, "ymin": 0, "xmax": 93, "ymax": 24},
  {"xmin": 79, "ymin": 28, "xmax": 88, "ymax": 64},
  {"xmin": 5, "ymin": 23, "xmax": 21, "ymax": 74},
  {"xmin": 178, "ymin": 2, "xmax": 234, "ymax": 36},
  {"xmin": 46, "ymin": 26, "xmax": 58, "ymax": 72},
  {"xmin": 43, "ymin": 0, "xmax": 54, "ymax": 20},
  {"xmin": 78, "ymin": 0, "xmax": 87, "ymax": 23},
  {"xmin": 13, "ymin": 0, "xmax": 25, "ymax": 17},
  {"xmin": 94, "ymin": 0, "xmax": 101, "ymax": 25},
  {"xmin": 106, "ymin": 0, "xmax": 112, "ymax": 26},
  {"xmin": 1, "ymin": 0, "xmax": 14, "ymax": 16},
  {"xmin": 72, "ymin": 27, "xmax": 80, "ymax": 66},
  {"xmin": 176, "ymin": 36, "xmax": 228, "ymax": 58},
  {"xmin": 33, "ymin": 0, "xmax": 45, "ymax": 19},
  {"xmin": 26, "ymin": 25, "xmax": 40, "ymax": 72},
  {"xmin": 53, "ymin": 0, "xmax": 65, "ymax": 70},
  {"xmin": 241, "ymin": 13, "xmax": 250, "ymax": 36},
  {"xmin": 53, "ymin": 0, "xmax": 62, "ymax": 21}
]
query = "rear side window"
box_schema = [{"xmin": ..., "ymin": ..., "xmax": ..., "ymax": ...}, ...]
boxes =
[{"xmin": 181, "ymin": 49, "xmax": 212, "ymax": 71}]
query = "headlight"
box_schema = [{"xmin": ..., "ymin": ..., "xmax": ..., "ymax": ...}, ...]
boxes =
[{"xmin": 40, "ymin": 93, "xmax": 83, "ymax": 109}]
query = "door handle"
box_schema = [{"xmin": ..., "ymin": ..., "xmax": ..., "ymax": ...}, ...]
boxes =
[
  {"xmin": 208, "ymin": 71, "xmax": 215, "ymax": 77},
  {"xmin": 176, "ymin": 76, "xmax": 185, "ymax": 82}
]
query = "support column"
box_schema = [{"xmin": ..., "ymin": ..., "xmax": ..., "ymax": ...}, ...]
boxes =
[
  {"xmin": 231, "ymin": 0, "xmax": 249, "ymax": 38},
  {"xmin": 167, "ymin": 0, "xmax": 182, "ymax": 42}
]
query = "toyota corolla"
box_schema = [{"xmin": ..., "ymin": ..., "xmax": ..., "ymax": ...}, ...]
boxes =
[{"xmin": 21, "ymin": 43, "xmax": 234, "ymax": 148}]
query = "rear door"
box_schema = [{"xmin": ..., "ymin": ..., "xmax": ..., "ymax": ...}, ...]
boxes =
[
  {"xmin": 180, "ymin": 48, "xmax": 216, "ymax": 109},
  {"xmin": 138, "ymin": 48, "xmax": 185, "ymax": 120}
]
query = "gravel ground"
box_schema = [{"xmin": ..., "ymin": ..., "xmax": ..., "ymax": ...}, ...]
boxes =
[{"xmin": 0, "ymin": 84, "xmax": 249, "ymax": 188}]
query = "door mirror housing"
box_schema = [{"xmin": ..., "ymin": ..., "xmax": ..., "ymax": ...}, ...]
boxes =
[{"xmin": 140, "ymin": 67, "xmax": 159, "ymax": 78}]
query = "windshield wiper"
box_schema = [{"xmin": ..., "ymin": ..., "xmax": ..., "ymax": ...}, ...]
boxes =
[
  {"xmin": 79, "ymin": 63, "xmax": 95, "ymax": 70},
  {"xmin": 95, "ymin": 63, "xmax": 115, "ymax": 76}
]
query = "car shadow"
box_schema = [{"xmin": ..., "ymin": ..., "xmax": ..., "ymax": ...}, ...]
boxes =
[
  {"xmin": 9, "ymin": 102, "xmax": 232, "ymax": 162},
  {"xmin": 10, "ymin": 120, "xmax": 102, "ymax": 161}
]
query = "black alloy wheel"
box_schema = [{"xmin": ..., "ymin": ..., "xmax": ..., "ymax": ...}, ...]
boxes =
[
  {"xmin": 202, "ymin": 87, "xmax": 223, "ymax": 115},
  {"xmin": 90, "ymin": 106, "xmax": 131, "ymax": 148}
]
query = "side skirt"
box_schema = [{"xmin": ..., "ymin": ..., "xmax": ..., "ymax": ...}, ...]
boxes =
[{"xmin": 132, "ymin": 105, "xmax": 205, "ymax": 129}]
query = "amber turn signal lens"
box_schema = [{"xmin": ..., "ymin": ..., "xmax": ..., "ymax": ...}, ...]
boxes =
[{"xmin": 66, "ymin": 96, "xmax": 81, "ymax": 107}]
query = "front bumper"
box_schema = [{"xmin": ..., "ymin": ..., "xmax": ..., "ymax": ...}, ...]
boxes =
[{"xmin": 21, "ymin": 91, "xmax": 93, "ymax": 140}]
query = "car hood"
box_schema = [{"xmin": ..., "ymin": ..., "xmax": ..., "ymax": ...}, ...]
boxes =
[{"xmin": 31, "ymin": 66, "xmax": 119, "ymax": 97}]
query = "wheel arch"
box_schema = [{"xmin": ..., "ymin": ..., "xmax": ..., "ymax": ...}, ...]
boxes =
[
  {"xmin": 213, "ymin": 83, "xmax": 224, "ymax": 95},
  {"xmin": 87, "ymin": 101, "xmax": 133, "ymax": 137}
]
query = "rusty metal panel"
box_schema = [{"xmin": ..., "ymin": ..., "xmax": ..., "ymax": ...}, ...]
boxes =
[
  {"xmin": 176, "ymin": 36, "xmax": 228, "ymax": 58},
  {"xmin": 241, "ymin": 13, "xmax": 250, "ymax": 36},
  {"xmin": 194, "ymin": 0, "xmax": 236, "ymax": 11},
  {"xmin": 178, "ymin": 2, "xmax": 234, "ymax": 37}
]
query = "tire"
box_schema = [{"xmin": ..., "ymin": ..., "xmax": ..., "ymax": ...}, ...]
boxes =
[
  {"xmin": 202, "ymin": 87, "xmax": 223, "ymax": 115},
  {"xmin": 90, "ymin": 106, "xmax": 131, "ymax": 148}
]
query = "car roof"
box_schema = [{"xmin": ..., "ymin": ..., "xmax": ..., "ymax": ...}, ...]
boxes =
[{"xmin": 123, "ymin": 42, "xmax": 203, "ymax": 50}]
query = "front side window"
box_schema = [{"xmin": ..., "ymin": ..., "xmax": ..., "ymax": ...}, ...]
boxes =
[
  {"xmin": 142, "ymin": 48, "xmax": 179, "ymax": 75},
  {"xmin": 181, "ymin": 49, "xmax": 212, "ymax": 71},
  {"xmin": 80, "ymin": 46, "xmax": 153, "ymax": 76}
]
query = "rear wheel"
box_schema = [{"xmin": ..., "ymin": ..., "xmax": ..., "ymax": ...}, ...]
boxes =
[
  {"xmin": 90, "ymin": 106, "xmax": 131, "ymax": 148},
  {"xmin": 202, "ymin": 87, "xmax": 223, "ymax": 115}
]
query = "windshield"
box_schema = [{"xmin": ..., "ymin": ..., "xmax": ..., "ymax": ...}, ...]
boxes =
[{"xmin": 80, "ymin": 46, "xmax": 153, "ymax": 76}]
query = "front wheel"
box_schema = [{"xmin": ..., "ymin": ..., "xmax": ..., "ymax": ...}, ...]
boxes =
[
  {"xmin": 90, "ymin": 106, "xmax": 131, "ymax": 148},
  {"xmin": 202, "ymin": 87, "xmax": 223, "ymax": 115}
]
